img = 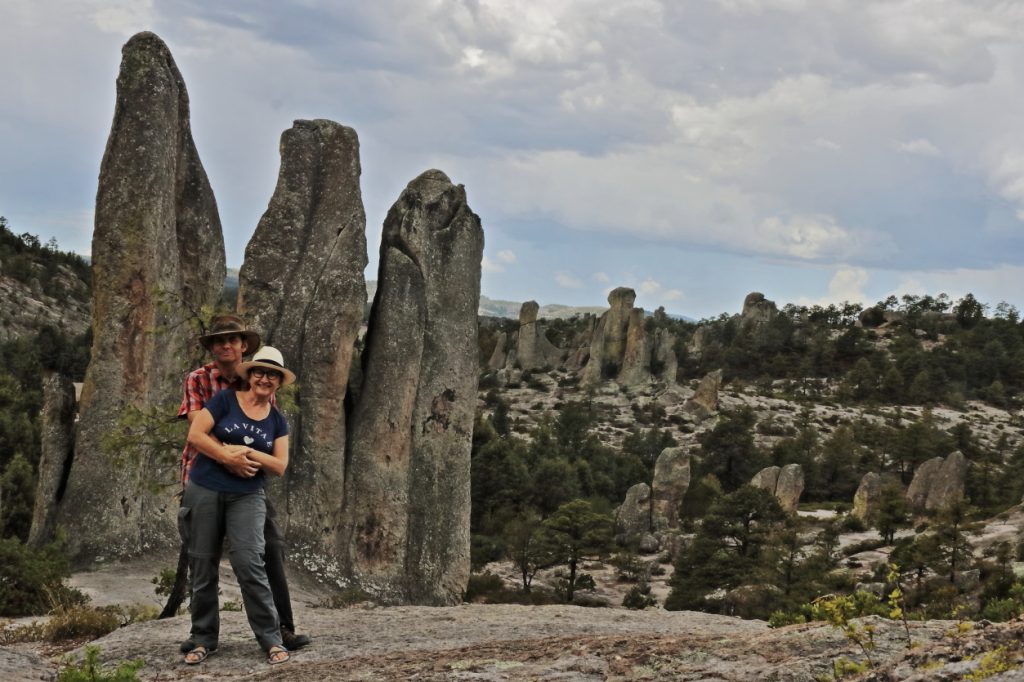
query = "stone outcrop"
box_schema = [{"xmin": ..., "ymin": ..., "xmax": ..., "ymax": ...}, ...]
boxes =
[
  {"xmin": 54, "ymin": 32, "xmax": 225, "ymax": 561},
  {"xmin": 906, "ymin": 451, "xmax": 967, "ymax": 512},
  {"xmin": 237, "ymin": 118, "xmax": 368, "ymax": 557},
  {"xmin": 750, "ymin": 464, "xmax": 804, "ymax": 512},
  {"xmin": 486, "ymin": 331, "xmax": 508, "ymax": 371},
  {"xmin": 684, "ymin": 369, "xmax": 722, "ymax": 417},
  {"xmin": 343, "ymin": 170, "xmax": 483, "ymax": 605},
  {"xmin": 853, "ymin": 472, "xmax": 882, "ymax": 521},
  {"xmin": 582, "ymin": 288, "xmax": 675, "ymax": 386},
  {"xmin": 741, "ymin": 292, "xmax": 777, "ymax": 324},
  {"xmin": 512, "ymin": 301, "xmax": 563, "ymax": 370},
  {"xmin": 651, "ymin": 447, "xmax": 690, "ymax": 531},
  {"xmin": 615, "ymin": 482, "xmax": 652, "ymax": 538},
  {"xmin": 28, "ymin": 372, "xmax": 76, "ymax": 547}
]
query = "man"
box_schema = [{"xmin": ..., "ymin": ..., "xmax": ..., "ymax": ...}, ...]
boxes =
[{"xmin": 177, "ymin": 314, "xmax": 310, "ymax": 652}]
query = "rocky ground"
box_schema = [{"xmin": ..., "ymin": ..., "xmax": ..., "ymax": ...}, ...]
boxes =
[{"xmin": 5, "ymin": 560, "xmax": 1024, "ymax": 681}]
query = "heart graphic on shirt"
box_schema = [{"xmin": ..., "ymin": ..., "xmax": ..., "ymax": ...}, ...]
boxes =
[{"xmin": 243, "ymin": 436, "xmax": 255, "ymax": 445}]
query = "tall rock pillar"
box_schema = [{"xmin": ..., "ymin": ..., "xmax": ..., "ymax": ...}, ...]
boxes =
[
  {"xmin": 237, "ymin": 119, "xmax": 367, "ymax": 562},
  {"xmin": 56, "ymin": 32, "xmax": 225, "ymax": 562},
  {"xmin": 344, "ymin": 170, "xmax": 483, "ymax": 604}
]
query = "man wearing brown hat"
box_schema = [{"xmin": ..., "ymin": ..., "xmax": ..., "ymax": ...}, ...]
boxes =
[{"xmin": 176, "ymin": 314, "xmax": 310, "ymax": 652}]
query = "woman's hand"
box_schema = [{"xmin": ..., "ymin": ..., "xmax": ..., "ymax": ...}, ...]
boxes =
[{"xmin": 222, "ymin": 444, "xmax": 259, "ymax": 478}]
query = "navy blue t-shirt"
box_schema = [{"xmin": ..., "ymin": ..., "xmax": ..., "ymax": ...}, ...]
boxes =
[{"xmin": 188, "ymin": 389, "xmax": 289, "ymax": 494}]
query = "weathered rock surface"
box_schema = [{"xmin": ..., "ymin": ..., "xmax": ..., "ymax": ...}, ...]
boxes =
[
  {"xmin": 512, "ymin": 301, "xmax": 563, "ymax": 371},
  {"xmin": 906, "ymin": 451, "xmax": 966, "ymax": 511},
  {"xmin": 852, "ymin": 472, "xmax": 903, "ymax": 521},
  {"xmin": 684, "ymin": 369, "xmax": 723, "ymax": 417},
  {"xmin": 0, "ymin": 270, "xmax": 89, "ymax": 343},
  {"xmin": 54, "ymin": 32, "xmax": 225, "ymax": 561},
  {"xmin": 486, "ymin": 330, "xmax": 509, "ymax": 370},
  {"xmin": 615, "ymin": 482, "xmax": 652, "ymax": 538},
  {"xmin": 28, "ymin": 372, "xmax": 76, "ymax": 547},
  {"xmin": 651, "ymin": 447, "xmax": 690, "ymax": 531},
  {"xmin": 582, "ymin": 287, "xmax": 635, "ymax": 386},
  {"xmin": 741, "ymin": 292, "xmax": 777, "ymax": 324},
  {"xmin": 343, "ymin": 169, "xmax": 483, "ymax": 605},
  {"xmin": 237, "ymin": 118, "xmax": 367, "ymax": 559},
  {"xmin": 750, "ymin": 464, "xmax": 804, "ymax": 512}
]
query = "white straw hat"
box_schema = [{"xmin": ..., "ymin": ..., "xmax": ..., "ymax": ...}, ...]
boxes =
[{"xmin": 238, "ymin": 346, "xmax": 296, "ymax": 386}]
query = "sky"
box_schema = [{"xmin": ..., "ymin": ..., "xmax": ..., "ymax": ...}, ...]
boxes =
[{"xmin": 3, "ymin": 0, "xmax": 1024, "ymax": 320}]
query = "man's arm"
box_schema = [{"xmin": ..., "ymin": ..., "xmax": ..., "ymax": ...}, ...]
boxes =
[{"xmin": 187, "ymin": 409, "xmax": 260, "ymax": 478}]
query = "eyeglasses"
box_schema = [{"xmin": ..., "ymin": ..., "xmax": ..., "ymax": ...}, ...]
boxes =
[{"xmin": 249, "ymin": 367, "xmax": 284, "ymax": 382}]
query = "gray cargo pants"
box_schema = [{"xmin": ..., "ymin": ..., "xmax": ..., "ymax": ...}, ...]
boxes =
[{"xmin": 179, "ymin": 483, "xmax": 282, "ymax": 652}]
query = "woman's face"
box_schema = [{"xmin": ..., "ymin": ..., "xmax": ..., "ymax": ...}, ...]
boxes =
[{"xmin": 248, "ymin": 366, "xmax": 283, "ymax": 397}]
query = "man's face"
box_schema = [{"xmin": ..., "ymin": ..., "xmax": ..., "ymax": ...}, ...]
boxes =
[{"xmin": 211, "ymin": 333, "xmax": 247, "ymax": 365}]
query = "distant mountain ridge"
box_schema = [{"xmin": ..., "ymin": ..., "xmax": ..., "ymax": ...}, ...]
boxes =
[{"xmin": 225, "ymin": 270, "xmax": 690, "ymax": 320}]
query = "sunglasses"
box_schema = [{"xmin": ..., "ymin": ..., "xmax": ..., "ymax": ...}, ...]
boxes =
[{"xmin": 249, "ymin": 367, "xmax": 284, "ymax": 382}]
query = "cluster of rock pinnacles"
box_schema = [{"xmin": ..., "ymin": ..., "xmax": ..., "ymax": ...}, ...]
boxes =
[{"xmin": 27, "ymin": 32, "xmax": 481, "ymax": 606}]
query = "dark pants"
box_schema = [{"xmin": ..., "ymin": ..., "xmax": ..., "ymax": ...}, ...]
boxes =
[
  {"xmin": 263, "ymin": 497, "xmax": 295, "ymax": 633},
  {"xmin": 180, "ymin": 483, "xmax": 282, "ymax": 652}
]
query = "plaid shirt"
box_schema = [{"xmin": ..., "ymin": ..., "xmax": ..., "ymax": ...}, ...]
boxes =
[{"xmin": 178, "ymin": 362, "xmax": 245, "ymax": 485}]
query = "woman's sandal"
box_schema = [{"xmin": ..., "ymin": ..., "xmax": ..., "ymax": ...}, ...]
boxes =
[
  {"xmin": 267, "ymin": 645, "xmax": 290, "ymax": 665},
  {"xmin": 184, "ymin": 645, "xmax": 215, "ymax": 665}
]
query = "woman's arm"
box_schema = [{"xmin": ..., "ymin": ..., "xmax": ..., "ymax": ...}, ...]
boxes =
[
  {"xmin": 244, "ymin": 435, "xmax": 289, "ymax": 477},
  {"xmin": 186, "ymin": 408, "xmax": 259, "ymax": 477}
]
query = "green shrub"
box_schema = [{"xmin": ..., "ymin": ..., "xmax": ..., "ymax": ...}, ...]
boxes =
[
  {"xmin": 464, "ymin": 572, "xmax": 505, "ymax": 602},
  {"xmin": 768, "ymin": 610, "xmax": 806, "ymax": 628},
  {"xmin": 0, "ymin": 537, "xmax": 86, "ymax": 617},
  {"xmin": 622, "ymin": 584, "xmax": 657, "ymax": 610},
  {"xmin": 57, "ymin": 646, "xmax": 143, "ymax": 682}
]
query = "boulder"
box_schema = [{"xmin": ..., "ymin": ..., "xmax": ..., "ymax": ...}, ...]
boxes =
[
  {"xmin": 852, "ymin": 473, "xmax": 882, "ymax": 521},
  {"xmin": 55, "ymin": 32, "xmax": 225, "ymax": 562},
  {"xmin": 615, "ymin": 482, "xmax": 652, "ymax": 538},
  {"xmin": 343, "ymin": 170, "xmax": 483, "ymax": 605},
  {"xmin": 906, "ymin": 452, "xmax": 966, "ymax": 511},
  {"xmin": 618, "ymin": 308, "xmax": 653, "ymax": 386},
  {"xmin": 28, "ymin": 372, "xmax": 76, "ymax": 547},
  {"xmin": 651, "ymin": 447, "xmax": 691, "ymax": 531},
  {"xmin": 741, "ymin": 292, "xmax": 777, "ymax": 324},
  {"xmin": 775, "ymin": 464, "xmax": 805, "ymax": 513},
  {"xmin": 684, "ymin": 370, "xmax": 722, "ymax": 418},
  {"xmin": 750, "ymin": 464, "xmax": 804, "ymax": 513},
  {"xmin": 652, "ymin": 328, "xmax": 678, "ymax": 383},
  {"xmin": 486, "ymin": 331, "xmax": 509, "ymax": 370},
  {"xmin": 637, "ymin": 533, "xmax": 660, "ymax": 554},
  {"xmin": 237, "ymin": 118, "xmax": 368, "ymax": 559}
]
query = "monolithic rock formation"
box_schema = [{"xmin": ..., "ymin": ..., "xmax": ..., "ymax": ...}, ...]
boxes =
[
  {"xmin": 906, "ymin": 451, "xmax": 967, "ymax": 511},
  {"xmin": 853, "ymin": 472, "xmax": 882, "ymax": 521},
  {"xmin": 582, "ymin": 288, "xmax": 675, "ymax": 386},
  {"xmin": 27, "ymin": 372, "xmax": 76, "ymax": 547},
  {"xmin": 684, "ymin": 369, "xmax": 722, "ymax": 418},
  {"xmin": 237, "ymin": 118, "xmax": 368, "ymax": 558},
  {"xmin": 511, "ymin": 301, "xmax": 564, "ymax": 370},
  {"xmin": 615, "ymin": 482, "xmax": 652, "ymax": 539},
  {"xmin": 651, "ymin": 447, "xmax": 691, "ymax": 531},
  {"xmin": 750, "ymin": 464, "xmax": 804, "ymax": 512},
  {"xmin": 53, "ymin": 32, "xmax": 225, "ymax": 560},
  {"xmin": 343, "ymin": 170, "xmax": 483, "ymax": 605},
  {"xmin": 741, "ymin": 292, "xmax": 777, "ymax": 324},
  {"xmin": 486, "ymin": 331, "xmax": 509, "ymax": 370}
]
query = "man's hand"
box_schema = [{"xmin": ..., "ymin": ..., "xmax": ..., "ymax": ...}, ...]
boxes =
[{"xmin": 222, "ymin": 445, "xmax": 259, "ymax": 478}]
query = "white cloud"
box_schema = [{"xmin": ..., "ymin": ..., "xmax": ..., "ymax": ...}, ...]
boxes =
[
  {"xmin": 638, "ymin": 277, "xmax": 661, "ymax": 296},
  {"xmin": 663, "ymin": 289, "xmax": 684, "ymax": 302},
  {"xmin": 756, "ymin": 214, "xmax": 861, "ymax": 261},
  {"xmin": 593, "ymin": 271, "xmax": 610, "ymax": 283},
  {"xmin": 481, "ymin": 256, "xmax": 504, "ymax": 274},
  {"xmin": 555, "ymin": 271, "xmax": 583, "ymax": 288},
  {"xmin": 895, "ymin": 138, "xmax": 941, "ymax": 157},
  {"xmin": 496, "ymin": 249, "xmax": 517, "ymax": 264}
]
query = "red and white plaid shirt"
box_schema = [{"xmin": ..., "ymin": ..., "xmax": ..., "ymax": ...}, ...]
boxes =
[{"xmin": 178, "ymin": 362, "xmax": 246, "ymax": 485}]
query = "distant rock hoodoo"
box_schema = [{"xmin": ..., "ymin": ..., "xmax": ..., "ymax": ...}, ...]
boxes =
[
  {"xmin": 750, "ymin": 464, "xmax": 804, "ymax": 513},
  {"xmin": 906, "ymin": 451, "xmax": 967, "ymax": 511},
  {"xmin": 51, "ymin": 32, "xmax": 226, "ymax": 560},
  {"xmin": 582, "ymin": 288, "xmax": 676, "ymax": 386}
]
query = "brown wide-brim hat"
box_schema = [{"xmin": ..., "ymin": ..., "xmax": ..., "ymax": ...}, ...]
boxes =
[
  {"xmin": 198, "ymin": 314, "xmax": 261, "ymax": 352},
  {"xmin": 238, "ymin": 346, "xmax": 297, "ymax": 386}
]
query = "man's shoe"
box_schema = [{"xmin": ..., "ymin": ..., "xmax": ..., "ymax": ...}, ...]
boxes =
[{"xmin": 282, "ymin": 629, "xmax": 311, "ymax": 650}]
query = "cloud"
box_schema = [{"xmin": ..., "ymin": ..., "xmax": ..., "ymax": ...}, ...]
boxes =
[
  {"xmin": 555, "ymin": 271, "xmax": 583, "ymax": 289},
  {"xmin": 796, "ymin": 265, "xmax": 869, "ymax": 307},
  {"xmin": 593, "ymin": 271, "xmax": 610, "ymax": 283},
  {"xmin": 663, "ymin": 289, "xmax": 684, "ymax": 302},
  {"xmin": 895, "ymin": 138, "xmax": 941, "ymax": 157},
  {"xmin": 638, "ymin": 278, "xmax": 661, "ymax": 296},
  {"xmin": 496, "ymin": 249, "xmax": 517, "ymax": 264},
  {"xmin": 481, "ymin": 256, "xmax": 504, "ymax": 274}
]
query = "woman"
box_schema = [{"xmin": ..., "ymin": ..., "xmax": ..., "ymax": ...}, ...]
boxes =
[{"xmin": 181, "ymin": 346, "xmax": 296, "ymax": 666}]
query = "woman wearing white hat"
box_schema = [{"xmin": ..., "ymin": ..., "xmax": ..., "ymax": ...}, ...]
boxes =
[{"xmin": 181, "ymin": 346, "xmax": 296, "ymax": 666}]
